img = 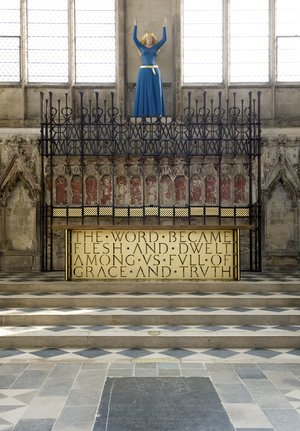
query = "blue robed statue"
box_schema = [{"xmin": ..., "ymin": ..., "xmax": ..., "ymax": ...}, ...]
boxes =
[{"xmin": 132, "ymin": 18, "xmax": 167, "ymax": 117}]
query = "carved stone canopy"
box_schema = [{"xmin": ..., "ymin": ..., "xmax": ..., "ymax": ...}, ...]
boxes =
[
  {"xmin": 262, "ymin": 144, "xmax": 300, "ymax": 202},
  {"xmin": 0, "ymin": 154, "xmax": 40, "ymax": 205}
]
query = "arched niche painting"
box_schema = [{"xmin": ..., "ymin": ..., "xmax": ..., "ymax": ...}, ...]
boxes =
[
  {"xmin": 85, "ymin": 176, "xmax": 97, "ymax": 205},
  {"xmin": 234, "ymin": 175, "xmax": 247, "ymax": 204},
  {"xmin": 190, "ymin": 174, "xmax": 201, "ymax": 204},
  {"xmin": 100, "ymin": 175, "xmax": 112, "ymax": 205},
  {"xmin": 266, "ymin": 180, "xmax": 296, "ymax": 252},
  {"xmin": 55, "ymin": 176, "xmax": 67, "ymax": 205},
  {"xmin": 130, "ymin": 176, "xmax": 142, "ymax": 205},
  {"xmin": 160, "ymin": 175, "xmax": 173, "ymax": 205},
  {"xmin": 71, "ymin": 175, "xmax": 82, "ymax": 205},
  {"xmin": 175, "ymin": 175, "xmax": 187, "ymax": 204},
  {"xmin": 221, "ymin": 175, "xmax": 231, "ymax": 203},
  {"xmin": 116, "ymin": 176, "xmax": 128, "ymax": 205},
  {"xmin": 205, "ymin": 176, "xmax": 217, "ymax": 204},
  {"xmin": 145, "ymin": 175, "xmax": 157, "ymax": 205}
]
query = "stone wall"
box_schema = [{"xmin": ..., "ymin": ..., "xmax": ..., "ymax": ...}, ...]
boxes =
[
  {"xmin": 0, "ymin": 129, "xmax": 40, "ymax": 271},
  {"xmin": 0, "ymin": 128, "xmax": 299, "ymax": 272}
]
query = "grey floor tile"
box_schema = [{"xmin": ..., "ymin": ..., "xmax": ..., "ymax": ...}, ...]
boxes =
[
  {"xmin": 180, "ymin": 369, "xmax": 209, "ymax": 377},
  {"xmin": 224, "ymin": 404, "xmax": 273, "ymax": 429},
  {"xmin": 37, "ymin": 377, "xmax": 75, "ymax": 397},
  {"xmin": 208, "ymin": 369, "xmax": 240, "ymax": 384},
  {"xmin": 285, "ymin": 363, "xmax": 300, "ymax": 376},
  {"xmin": 0, "ymin": 375, "xmax": 19, "ymax": 389},
  {"xmin": 49, "ymin": 363, "xmax": 81, "ymax": 379},
  {"xmin": 262, "ymin": 370, "xmax": 300, "ymax": 394},
  {"xmin": 109, "ymin": 363, "xmax": 134, "ymax": 369},
  {"xmin": 65, "ymin": 389, "xmax": 101, "ymax": 406},
  {"xmin": 157, "ymin": 362, "xmax": 180, "ymax": 370},
  {"xmin": 235, "ymin": 428, "xmax": 274, "ymax": 431},
  {"xmin": 263, "ymin": 408, "xmax": 300, "ymax": 431},
  {"xmin": 158, "ymin": 368, "xmax": 181, "ymax": 377},
  {"xmin": 180, "ymin": 363, "xmax": 206, "ymax": 369},
  {"xmin": 234, "ymin": 365, "xmax": 267, "ymax": 380},
  {"xmin": 81, "ymin": 364, "xmax": 108, "ymax": 370},
  {"xmin": 22, "ymin": 396, "xmax": 67, "ymax": 419},
  {"xmin": 107, "ymin": 368, "xmax": 134, "ymax": 377},
  {"xmin": 243, "ymin": 379, "xmax": 292, "ymax": 409},
  {"xmin": 11, "ymin": 370, "xmax": 50, "ymax": 390},
  {"xmin": 0, "ymin": 364, "xmax": 28, "ymax": 375},
  {"xmin": 13, "ymin": 418, "xmax": 55, "ymax": 431},
  {"xmin": 215, "ymin": 383, "xmax": 254, "ymax": 403},
  {"xmin": 73, "ymin": 370, "xmax": 106, "ymax": 390},
  {"xmin": 134, "ymin": 369, "xmax": 158, "ymax": 377},
  {"xmin": 134, "ymin": 363, "xmax": 157, "ymax": 370},
  {"xmin": 52, "ymin": 405, "xmax": 97, "ymax": 431}
]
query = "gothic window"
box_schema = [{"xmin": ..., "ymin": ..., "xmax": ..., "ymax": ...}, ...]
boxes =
[
  {"xmin": 0, "ymin": 1, "xmax": 20, "ymax": 82},
  {"xmin": 183, "ymin": 0, "xmax": 300, "ymax": 85},
  {"xmin": 27, "ymin": 0, "xmax": 69, "ymax": 83},
  {"xmin": 276, "ymin": 0, "xmax": 300, "ymax": 82},
  {"xmin": 183, "ymin": 0, "xmax": 223, "ymax": 83},
  {"xmin": 0, "ymin": 0, "xmax": 116, "ymax": 84},
  {"xmin": 229, "ymin": 0, "xmax": 269, "ymax": 83},
  {"xmin": 75, "ymin": 0, "xmax": 116, "ymax": 83}
]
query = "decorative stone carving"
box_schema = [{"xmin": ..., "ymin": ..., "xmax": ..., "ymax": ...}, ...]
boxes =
[
  {"xmin": 262, "ymin": 137, "xmax": 300, "ymax": 202},
  {"xmin": 0, "ymin": 137, "xmax": 40, "ymax": 206}
]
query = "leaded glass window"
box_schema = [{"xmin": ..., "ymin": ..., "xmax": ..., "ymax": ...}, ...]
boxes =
[
  {"xmin": 229, "ymin": 0, "xmax": 269, "ymax": 83},
  {"xmin": 276, "ymin": 0, "xmax": 300, "ymax": 82},
  {"xmin": 27, "ymin": 0, "xmax": 69, "ymax": 83},
  {"xmin": 75, "ymin": 0, "xmax": 116, "ymax": 83},
  {"xmin": 183, "ymin": 0, "xmax": 223, "ymax": 83},
  {"xmin": 0, "ymin": 0, "xmax": 20, "ymax": 82}
]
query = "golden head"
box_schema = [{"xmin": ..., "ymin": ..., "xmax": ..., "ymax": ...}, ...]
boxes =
[{"xmin": 141, "ymin": 32, "xmax": 158, "ymax": 46}]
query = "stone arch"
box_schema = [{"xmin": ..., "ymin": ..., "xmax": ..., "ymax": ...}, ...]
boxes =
[
  {"xmin": 205, "ymin": 176, "xmax": 216, "ymax": 204},
  {"xmin": 234, "ymin": 175, "xmax": 247, "ymax": 204},
  {"xmin": 221, "ymin": 175, "xmax": 231, "ymax": 203},
  {"xmin": 0, "ymin": 155, "xmax": 39, "ymax": 205},
  {"xmin": 130, "ymin": 176, "xmax": 142, "ymax": 205},
  {"xmin": 100, "ymin": 174, "xmax": 112, "ymax": 205},
  {"xmin": 145, "ymin": 175, "xmax": 157, "ymax": 205},
  {"xmin": 71, "ymin": 175, "xmax": 82, "ymax": 205},
  {"xmin": 85, "ymin": 176, "xmax": 97, "ymax": 205},
  {"xmin": 160, "ymin": 175, "xmax": 173, "ymax": 205},
  {"xmin": 175, "ymin": 175, "xmax": 187, "ymax": 204},
  {"xmin": 190, "ymin": 174, "xmax": 201, "ymax": 204},
  {"xmin": 116, "ymin": 176, "xmax": 128, "ymax": 205},
  {"xmin": 55, "ymin": 176, "xmax": 68, "ymax": 205}
]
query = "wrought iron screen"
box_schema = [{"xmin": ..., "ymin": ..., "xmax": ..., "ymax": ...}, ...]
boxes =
[{"xmin": 40, "ymin": 90, "xmax": 262, "ymax": 272}]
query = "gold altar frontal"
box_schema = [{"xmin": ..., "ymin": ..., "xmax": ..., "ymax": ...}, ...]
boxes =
[{"xmin": 66, "ymin": 226, "xmax": 240, "ymax": 281}]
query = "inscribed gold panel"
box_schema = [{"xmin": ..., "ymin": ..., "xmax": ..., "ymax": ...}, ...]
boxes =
[{"xmin": 66, "ymin": 228, "xmax": 240, "ymax": 281}]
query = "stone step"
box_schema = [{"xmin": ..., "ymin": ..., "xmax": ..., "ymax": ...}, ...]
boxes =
[
  {"xmin": 0, "ymin": 292, "xmax": 299, "ymax": 308},
  {"xmin": 0, "ymin": 308, "xmax": 299, "ymax": 326},
  {"xmin": 0, "ymin": 325, "xmax": 299, "ymax": 349},
  {"xmin": 1, "ymin": 281, "xmax": 300, "ymax": 293}
]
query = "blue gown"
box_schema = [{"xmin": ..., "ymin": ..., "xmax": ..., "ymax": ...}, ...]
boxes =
[{"xmin": 133, "ymin": 25, "xmax": 167, "ymax": 117}]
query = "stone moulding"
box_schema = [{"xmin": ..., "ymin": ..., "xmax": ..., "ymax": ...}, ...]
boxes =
[
  {"xmin": 0, "ymin": 154, "xmax": 40, "ymax": 206},
  {"xmin": 262, "ymin": 136, "xmax": 300, "ymax": 202}
]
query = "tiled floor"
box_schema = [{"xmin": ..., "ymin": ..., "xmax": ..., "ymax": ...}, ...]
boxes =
[
  {"xmin": 0, "ymin": 361, "xmax": 300, "ymax": 430},
  {"xmin": 0, "ymin": 271, "xmax": 299, "ymax": 430}
]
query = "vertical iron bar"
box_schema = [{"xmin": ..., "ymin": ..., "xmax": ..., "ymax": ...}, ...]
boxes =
[
  {"xmin": 257, "ymin": 91, "xmax": 262, "ymax": 271},
  {"xmin": 49, "ymin": 92, "xmax": 54, "ymax": 271},
  {"xmin": 218, "ymin": 91, "xmax": 222, "ymax": 225},
  {"xmin": 80, "ymin": 92, "xmax": 85, "ymax": 226},
  {"xmin": 248, "ymin": 92, "xmax": 253, "ymax": 270}
]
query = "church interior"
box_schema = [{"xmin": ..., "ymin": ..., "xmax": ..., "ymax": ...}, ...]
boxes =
[{"xmin": 0, "ymin": 1, "xmax": 300, "ymax": 430}]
